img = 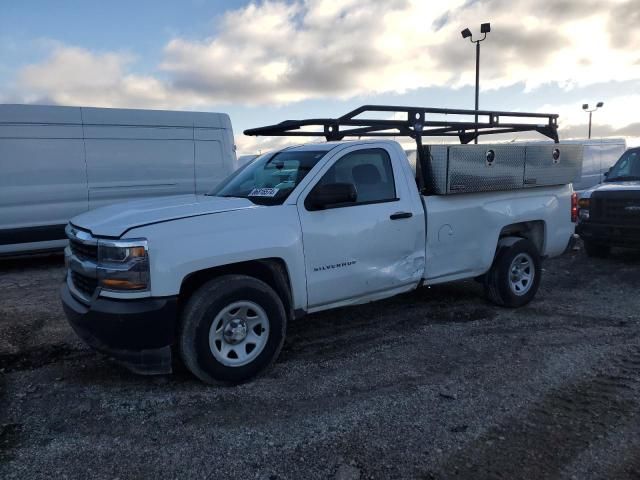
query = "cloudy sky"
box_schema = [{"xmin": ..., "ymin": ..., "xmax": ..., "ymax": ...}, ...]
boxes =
[{"xmin": 1, "ymin": 0, "xmax": 639, "ymax": 153}]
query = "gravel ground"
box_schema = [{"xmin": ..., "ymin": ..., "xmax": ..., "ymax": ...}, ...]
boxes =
[{"xmin": 1, "ymin": 244, "xmax": 640, "ymax": 479}]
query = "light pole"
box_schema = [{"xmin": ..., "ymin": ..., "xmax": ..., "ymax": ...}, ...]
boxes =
[
  {"xmin": 582, "ymin": 102, "xmax": 604, "ymax": 139},
  {"xmin": 461, "ymin": 22, "xmax": 491, "ymax": 144}
]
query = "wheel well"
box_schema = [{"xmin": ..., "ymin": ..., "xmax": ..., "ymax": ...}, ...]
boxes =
[
  {"xmin": 178, "ymin": 259, "xmax": 294, "ymax": 320},
  {"xmin": 499, "ymin": 221, "xmax": 545, "ymax": 254}
]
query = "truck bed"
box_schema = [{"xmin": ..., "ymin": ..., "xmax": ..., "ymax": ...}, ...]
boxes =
[{"xmin": 422, "ymin": 184, "xmax": 574, "ymax": 284}]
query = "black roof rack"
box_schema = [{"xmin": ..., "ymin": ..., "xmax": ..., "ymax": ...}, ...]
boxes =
[
  {"xmin": 244, "ymin": 104, "xmax": 560, "ymax": 194},
  {"xmin": 244, "ymin": 104, "xmax": 560, "ymax": 145}
]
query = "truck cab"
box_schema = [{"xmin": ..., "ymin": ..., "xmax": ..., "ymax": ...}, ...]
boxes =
[{"xmin": 576, "ymin": 147, "xmax": 640, "ymax": 256}]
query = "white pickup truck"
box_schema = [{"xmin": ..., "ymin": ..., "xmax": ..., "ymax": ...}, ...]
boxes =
[{"xmin": 61, "ymin": 105, "xmax": 580, "ymax": 384}]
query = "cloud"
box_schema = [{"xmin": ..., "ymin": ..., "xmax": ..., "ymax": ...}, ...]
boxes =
[
  {"xmin": 431, "ymin": 0, "xmax": 640, "ymax": 91},
  {"xmin": 14, "ymin": 45, "xmax": 204, "ymax": 109},
  {"xmin": 8, "ymin": 0, "xmax": 640, "ymax": 108},
  {"xmin": 608, "ymin": 0, "xmax": 640, "ymax": 50},
  {"xmin": 540, "ymin": 94, "xmax": 640, "ymax": 129},
  {"xmin": 158, "ymin": 0, "xmax": 640, "ymax": 102},
  {"xmin": 539, "ymin": 94, "xmax": 640, "ymax": 146},
  {"xmin": 4, "ymin": 0, "xmax": 640, "ymax": 153},
  {"xmin": 161, "ymin": 0, "xmax": 436, "ymax": 104}
]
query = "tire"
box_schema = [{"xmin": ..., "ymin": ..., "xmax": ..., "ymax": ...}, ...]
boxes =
[
  {"xmin": 484, "ymin": 238, "xmax": 541, "ymax": 308},
  {"xmin": 179, "ymin": 274, "xmax": 287, "ymax": 385},
  {"xmin": 584, "ymin": 240, "xmax": 611, "ymax": 258}
]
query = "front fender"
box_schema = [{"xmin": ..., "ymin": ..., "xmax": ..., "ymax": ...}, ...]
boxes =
[{"xmin": 127, "ymin": 205, "xmax": 307, "ymax": 309}]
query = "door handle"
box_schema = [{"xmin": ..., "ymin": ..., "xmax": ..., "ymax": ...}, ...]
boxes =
[{"xmin": 390, "ymin": 211, "xmax": 413, "ymax": 220}]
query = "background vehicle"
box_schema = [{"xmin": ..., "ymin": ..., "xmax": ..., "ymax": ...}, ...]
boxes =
[
  {"xmin": 520, "ymin": 138, "xmax": 625, "ymax": 194},
  {"xmin": 576, "ymin": 146, "xmax": 640, "ymax": 256},
  {"xmin": 0, "ymin": 104, "xmax": 236, "ymax": 255},
  {"xmin": 573, "ymin": 138, "xmax": 626, "ymax": 192},
  {"xmin": 237, "ymin": 154, "xmax": 259, "ymax": 167},
  {"xmin": 61, "ymin": 105, "xmax": 581, "ymax": 384}
]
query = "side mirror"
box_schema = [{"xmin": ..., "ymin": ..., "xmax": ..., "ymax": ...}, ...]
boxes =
[{"xmin": 305, "ymin": 182, "xmax": 357, "ymax": 210}]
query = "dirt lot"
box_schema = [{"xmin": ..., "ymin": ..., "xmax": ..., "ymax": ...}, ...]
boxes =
[{"xmin": 1, "ymin": 245, "xmax": 640, "ymax": 479}]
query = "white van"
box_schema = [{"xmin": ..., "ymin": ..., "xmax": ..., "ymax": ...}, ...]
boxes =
[
  {"xmin": 0, "ymin": 104, "xmax": 237, "ymax": 255},
  {"xmin": 564, "ymin": 138, "xmax": 626, "ymax": 193}
]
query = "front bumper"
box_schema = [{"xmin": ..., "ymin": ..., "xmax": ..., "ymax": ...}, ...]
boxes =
[
  {"xmin": 61, "ymin": 282, "xmax": 178, "ymax": 374},
  {"xmin": 576, "ymin": 222, "xmax": 640, "ymax": 248}
]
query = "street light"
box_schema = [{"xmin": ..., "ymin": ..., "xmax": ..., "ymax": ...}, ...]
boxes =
[
  {"xmin": 582, "ymin": 102, "xmax": 604, "ymax": 139},
  {"xmin": 461, "ymin": 22, "xmax": 491, "ymax": 144}
]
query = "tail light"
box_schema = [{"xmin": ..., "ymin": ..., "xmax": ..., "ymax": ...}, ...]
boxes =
[{"xmin": 571, "ymin": 192, "xmax": 578, "ymax": 222}]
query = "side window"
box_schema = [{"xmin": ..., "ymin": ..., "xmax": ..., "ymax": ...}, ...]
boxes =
[
  {"xmin": 629, "ymin": 152, "xmax": 640, "ymax": 176},
  {"xmin": 315, "ymin": 148, "xmax": 397, "ymax": 206},
  {"xmin": 618, "ymin": 157, "xmax": 631, "ymax": 176}
]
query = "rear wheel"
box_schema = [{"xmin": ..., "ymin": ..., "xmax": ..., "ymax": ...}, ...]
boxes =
[
  {"xmin": 179, "ymin": 275, "xmax": 287, "ymax": 385},
  {"xmin": 484, "ymin": 238, "xmax": 541, "ymax": 308},
  {"xmin": 584, "ymin": 240, "xmax": 611, "ymax": 258}
]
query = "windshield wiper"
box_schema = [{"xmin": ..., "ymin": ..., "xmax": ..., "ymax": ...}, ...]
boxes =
[{"xmin": 204, "ymin": 193, "xmax": 248, "ymax": 198}]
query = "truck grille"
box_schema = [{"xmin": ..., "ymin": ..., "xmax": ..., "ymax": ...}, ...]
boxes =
[
  {"xmin": 591, "ymin": 191, "xmax": 640, "ymax": 225},
  {"xmin": 71, "ymin": 271, "xmax": 98, "ymax": 298},
  {"xmin": 69, "ymin": 238, "xmax": 98, "ymax": 261}
]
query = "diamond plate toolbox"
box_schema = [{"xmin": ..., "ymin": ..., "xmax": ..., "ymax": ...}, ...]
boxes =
[
  {"xmin": 446, "ymin": 145, "xmax": 526, "ymax": 194},
  {"xmin": 421, "ymin": 143, "xmax": 584, "ymax": 195},
  {"xmin": 523, "ymin": 144, "xmax": 583, "ymax": 187}
]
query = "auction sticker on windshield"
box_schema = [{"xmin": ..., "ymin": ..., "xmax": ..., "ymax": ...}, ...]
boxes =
[{"xmin": 249, "ymin": 187, "xmax": 279, "ymax": 197}]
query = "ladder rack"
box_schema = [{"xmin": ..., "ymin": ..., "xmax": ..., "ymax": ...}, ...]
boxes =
[
  {"xmin": 244, "ymin": 105, "xmax": 561, "ymax": 194},
  {"xmin": 244, "ymin": 104, "xmax": 560, "ymax": 144}
]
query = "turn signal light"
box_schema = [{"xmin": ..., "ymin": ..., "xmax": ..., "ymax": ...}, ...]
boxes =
[
  {"xmin": 578, "ymin": 198, "xmax": 590, "ymax": 209},
  {"xmin": 101, "ymin": 278, "xmax": 148, "ymax": 290}
]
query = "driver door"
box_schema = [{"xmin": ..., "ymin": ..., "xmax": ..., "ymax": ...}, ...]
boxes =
[{"xmin": 297, "ymin": 145, "xmax": 425, "ymax": 310}]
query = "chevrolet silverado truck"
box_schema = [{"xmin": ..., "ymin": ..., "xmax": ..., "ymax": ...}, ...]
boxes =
[
  {"xmin": 576, "ymin": 146, "xmax": 640, "ymax": 257},
  {"xmin": 61, "ymin": 105, "xmax": 581, "ymax": 384}
]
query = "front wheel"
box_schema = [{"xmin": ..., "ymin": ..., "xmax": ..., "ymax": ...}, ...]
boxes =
[
  {"xmin": 484, "ymin": 238, "xmax": 541, "ymax": 308},
  {"xmin": 179, "ymin": 275, "xmax": 287, "ymax": 384}
]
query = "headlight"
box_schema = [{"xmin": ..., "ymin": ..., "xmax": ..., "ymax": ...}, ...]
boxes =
[{"xmin": 97, "ymin": 239, "xmax": 150, "ymax": 291}]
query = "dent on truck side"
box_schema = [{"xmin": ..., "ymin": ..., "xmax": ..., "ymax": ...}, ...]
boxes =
[{"xmin": 126, "ymin": 205, "xmax": 307, "ymax": 310}]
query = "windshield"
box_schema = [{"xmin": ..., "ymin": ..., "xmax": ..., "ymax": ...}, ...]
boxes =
[
  {"xmin": 208, "ymin": 150, "xmax": 327, "ymax": 204},
  {"xmin": 607, "ymin": 149, "xmax": 640, "ymax": 181}
]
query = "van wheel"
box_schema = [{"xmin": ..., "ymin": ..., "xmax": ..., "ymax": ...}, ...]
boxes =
[
  {"xmin": 484, "ymin": 238, "xmax": 541, "ymax": 308},
  {"xmin": 584, "ymin": 240, "xmax": 610, "ymax": 258},
  {"xmin": 179, "ymin": 275, "xmax": 286, "ymax": 385}
]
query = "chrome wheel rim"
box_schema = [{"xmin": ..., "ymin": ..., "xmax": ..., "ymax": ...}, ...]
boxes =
[
  {"xmin": 509, "ymin": 253, "xmax": 535, "ymax": 296},
  {"xmin": 209, "ymin": 301, "xmax": 270, "ymax": 367}
]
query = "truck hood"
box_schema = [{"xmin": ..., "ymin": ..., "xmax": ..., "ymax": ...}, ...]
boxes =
[
  {"xmin": 71, "ymin": 194, "xmax": 259, "ymax": 237},
  {"xmin": 580, "ymin": 180, "xmax": 640, "ymax": 199}
]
